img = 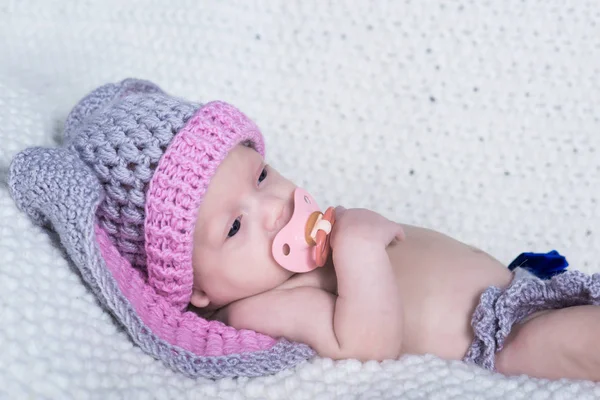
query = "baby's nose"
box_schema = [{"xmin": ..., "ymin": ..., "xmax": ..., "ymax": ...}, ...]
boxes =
[{"xmin": 261, "ymin": 195, "xmax": 285, "ymax": 232}]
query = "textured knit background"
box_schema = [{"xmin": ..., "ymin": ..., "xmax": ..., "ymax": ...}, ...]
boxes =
[{"xmin": 1, "ymin": 1, "xmax": 600, "ymax": 399}]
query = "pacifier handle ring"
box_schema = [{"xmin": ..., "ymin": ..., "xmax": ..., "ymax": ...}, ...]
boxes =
[{"xmin": 315, "ymin": 207, "xmax": 336, "ymax": 267}]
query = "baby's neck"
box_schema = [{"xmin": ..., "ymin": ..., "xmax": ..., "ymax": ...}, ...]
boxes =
[{"xmin": 188, "ymin": 304, "xmax": 218, "ymax": 320}]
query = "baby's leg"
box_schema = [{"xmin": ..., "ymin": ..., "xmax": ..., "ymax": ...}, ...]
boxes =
[{"xmin": 496, "ymin": 305, "xmax": 600, "ymax": 382}]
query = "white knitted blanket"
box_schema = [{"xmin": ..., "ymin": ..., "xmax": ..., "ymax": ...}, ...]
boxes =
[{"xmin": 2, "ymin": 1, "xmax": 600, "ymax": 398}]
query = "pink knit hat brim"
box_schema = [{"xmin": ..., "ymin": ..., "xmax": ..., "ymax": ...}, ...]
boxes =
[{"xmin": 145, "ymin": 101, "xmax": 266, "ymax": 312}]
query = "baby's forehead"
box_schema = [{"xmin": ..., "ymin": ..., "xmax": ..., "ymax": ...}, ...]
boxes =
[
  {"xmin": 195, "ymin": 145, "xmax": 262, "ymax": 224},
  {"xmin": 234, "ymin": 142, "xmax": 262, "ymax": 157},
  {"xmin": 217, "ymin": 143, "xmax": 261, "ymax": 173}
]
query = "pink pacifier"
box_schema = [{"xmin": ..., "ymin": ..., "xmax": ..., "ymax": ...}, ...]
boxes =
[{"xmin": 272, "ymin": 188, "xmax": 336, "ymax": 273}]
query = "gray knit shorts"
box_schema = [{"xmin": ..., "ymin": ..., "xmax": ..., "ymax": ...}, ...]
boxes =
[{"xmin": 463, "ymin": 270, "xmax": 600, "ymax": 370}]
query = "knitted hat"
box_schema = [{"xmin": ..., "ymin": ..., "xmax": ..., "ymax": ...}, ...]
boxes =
[{"xmin": 8, "ymin": 78, "xmax": 314, "ymax": 378}]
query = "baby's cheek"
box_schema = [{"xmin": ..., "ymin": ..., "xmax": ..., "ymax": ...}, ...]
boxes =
[{"xmin": 191, "ymin": 245, "xmax": 209, "ymax": 280}]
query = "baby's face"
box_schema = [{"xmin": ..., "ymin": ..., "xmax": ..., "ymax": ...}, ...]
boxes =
[{"xmin": 191, "ymin": 144, "xmax": 297, "ymax": 309}]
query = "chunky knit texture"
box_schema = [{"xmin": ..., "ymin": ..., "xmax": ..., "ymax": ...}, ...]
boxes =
[
  {"xmin": 65, "ymin": 80, "xmax": 267, "ymax": 312},
  {"xmin": 7, "ymin": 79, "xmax": 314, "ymax": 378},
  {"xmin": 68, "ymin": 78, "xmax": 199, "ymax": 269},
  {"xmin": 465, "ymin": 270, "xmax": 600, "ymax": 370}
]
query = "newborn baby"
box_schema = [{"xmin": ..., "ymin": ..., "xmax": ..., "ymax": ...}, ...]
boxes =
[
  {"xmin": 192, "ymin": 144, "xmax": 600, "ymax": 382},
  {"xmin": 9, "ymin": 78, "xmax": 600, "ymax": 381}
]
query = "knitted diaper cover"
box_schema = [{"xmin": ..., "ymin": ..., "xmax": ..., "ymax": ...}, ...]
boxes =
[{"xmin": 463, "ymin": 270, "xmax": 600, "ymax": 370}]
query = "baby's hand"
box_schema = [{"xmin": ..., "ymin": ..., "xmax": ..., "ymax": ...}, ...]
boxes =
[{"xmin": 330, "ymin": 206, "xmax": 405, "ymax": 251}]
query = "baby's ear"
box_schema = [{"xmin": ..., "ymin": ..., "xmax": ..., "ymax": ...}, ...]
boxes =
[{"xmin": 190, "ymin": 288, "xmax": 210, "ymax": 308}]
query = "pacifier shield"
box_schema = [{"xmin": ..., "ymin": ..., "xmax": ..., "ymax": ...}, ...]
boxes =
[{"xmin": 272, "ymin": 188, "xmax": 326, "ymax": 273}]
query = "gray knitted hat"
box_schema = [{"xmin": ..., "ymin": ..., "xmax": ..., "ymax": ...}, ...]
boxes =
[{"xmin": 8, "ymin": 78, "xmax": 315, "ymax": 379}]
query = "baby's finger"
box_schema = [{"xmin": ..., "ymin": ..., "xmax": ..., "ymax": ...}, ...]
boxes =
[
  {"xmin": 394, "ymin": 223, "xmax": 406, "ymax": 241},
  {"xmin": 334, "ymin": 206, "xmax": 346, "ymax": 217}
]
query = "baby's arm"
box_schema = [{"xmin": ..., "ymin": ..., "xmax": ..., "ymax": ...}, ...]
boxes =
[
  {"xmin": 226, "ymin": 207, "xmax": 405, "ymax": 361},
  {"xmin": 329, "ymin": 207, "xmax": 405, "ymax": 360}
]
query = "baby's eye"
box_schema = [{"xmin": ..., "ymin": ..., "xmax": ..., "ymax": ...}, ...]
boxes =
[
  {"xmin": 228, "ymin": 218, "xmax": 241, "ymax": 238},
  {"xmin": 258, "ymin": 167, "xmax": 268, "ymax": 184}
]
